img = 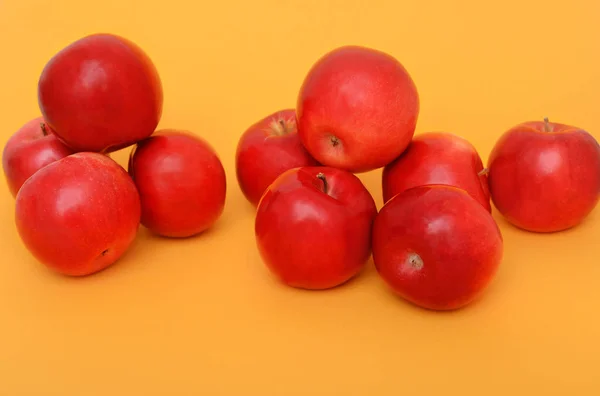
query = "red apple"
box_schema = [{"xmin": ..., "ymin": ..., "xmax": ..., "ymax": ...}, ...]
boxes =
[
  {"xmin": 235, "ymin": 109, "xmax": 319, "ymax": 206},
  {"xmin": 372, "ymin": 184, "xmax": 503, "ymax": 311},
  {"xmin": 255, "ymin": 166, "xmax": 377, "ymax": 290},
  {"xmin": 296, "ymin": 45, "xmax": 419, "ymax": 173},
  {"xmin": 382, "ymin": 132, "xmax": 491, "ymax": 211},
  {"xmin": 128, "ymin": 130, "xmax": 227, "ymax": 238},
  {"xmin": 2, "ymin": 116, "xmax": 74, "ymax": 197},
  {"xmin": 488, "ymin": 118, "xmax": 600, "ymax": 232},
  {"xmin": 15, "ymin": 152, "xmax": 141, "ymax": 276},
  {"xmin": 38, "ymin": 33, "xmax": 163, "ymax": 153}
]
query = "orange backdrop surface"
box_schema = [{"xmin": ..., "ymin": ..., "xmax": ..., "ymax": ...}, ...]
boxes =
[{"xmin": 1, "ymin": 0, "xmax": 599, "ymax": 394}]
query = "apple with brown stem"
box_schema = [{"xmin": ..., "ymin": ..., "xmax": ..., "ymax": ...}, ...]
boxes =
[
  {"xmin": 487, "ymin": 117, "xmax": 600, "ymax": 232},
  {"xmin": 255, "ymin": 166, "xmax": 377, "ymax": 290},
  {"xmin": 235, "ymin": 109, "xmax": 319, "ymax": 206},
  {"xmin": 2, "ymin": 116, "xmax": 74, "ymax": 197}
]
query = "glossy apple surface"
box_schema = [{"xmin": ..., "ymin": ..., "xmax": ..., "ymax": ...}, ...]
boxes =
[
  {"xmin": 38, "ymin": 33, "xmax": 163, "ymax": 153},
  {"xmin": 382, "ymin": 132, "xmax": 491, "ymax": 211},
  {"xmin": 15, "ymin": 152, "xmax": 141, "ymax": 276},
  {"xmin": 128, "ymin": 130, "xmax": 227, "ymax": 238},
  {"xmin": 235, "ymin": 109, "xmax": 319, "ymax": 206},
  {"xmin": 372, "ymin": 184, "xmax": 503, "ymax": 310},
  {"xmin": 255, "ymin": 166, "xmax": 377, "ymax": 290},
  {"xmin": 488, "ymin": 118, "xmax": 600, "ymax": 232},
  {"xmin": 296, "ymin": 45, "xmax": 419, "ymax": 173},
  {"xmin": 2, "ymin": 116, "xmax": 74, "ymax": 197}
]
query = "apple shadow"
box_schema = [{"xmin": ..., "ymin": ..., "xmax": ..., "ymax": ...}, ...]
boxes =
[
  {"xmin": 35, "ymin": 224, "xmax": 150, "ymax": 284},
  {"xmin": 140, "ymin": 197, "xmax": 246, "ymax": 243},
  {"xmin": 492, "ymin": 206, "xmax": 598, "ymax": 236},
  {"xmin": 376, "ymin": 282, "xmax": 492, "ymax": 317},
  {"xmin": 35, "ymin": 209, "xmax": 231, "ymax": 283},
  {"xmin": 256, "ymin": 254, "xmax": 379, "ymax": 297},
  {"xmin": 368, "ymin": 252, "xmax": 500, "ymax": 316}
]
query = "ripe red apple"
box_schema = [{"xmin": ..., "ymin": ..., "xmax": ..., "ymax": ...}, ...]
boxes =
[
  {"xmin": 488, "ymin": 118, "xmax": 600, "ymax": 232},
  {"xmin": 382, "ymin": 132, "xmax": 491, "ymax": 211},
  {"xmin": 255, "ymin": 166, "xmax": 377, "ymax": 290},
  {"xmin": 128, "ymin": 130, "xmax": 227, "ymax": 238},
  {"xmin": 2, "ymin": 116, "xmax": 74, "ymax": 197},
  {"xmin": 38, "ymin": 33, "xmax": 163, "ymax": 153},
  {"xmin": 296, "ymin": 45, "xmax": 419, "ymax": 173},
  {"xmin": 15, "ymin": 152, "xmax": 141, "ymax": 276},
  {"xmin": 235, "ymin": 109, "xmax": 319, "ymax": 206},
  {"xmin": 372, "ymin": 184, "xmax": 503, "ymax": 311}
]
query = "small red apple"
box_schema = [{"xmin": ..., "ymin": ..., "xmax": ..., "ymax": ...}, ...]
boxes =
[
  {"xmin": 38, "ymin": 33, "xmax": 163, "ymax": 153},
  {"xmin": 487, "ymin": 118, "xmax": 600, "ymax": 232},
  {"xmin": 2, "ymin": 116, "xmax": 74, "ymax": 197},
  {"xmin": 255, "ymin": 166, "xmax": 377, "ymax": 290},
  {"xmin": 128, "ymin": 130, "xmax": 227, "ymax": 238},
  {"xmin": 372, "ymin": 184, "xmax": 503, "ymax": 311},
  {"xmin": 296, "ymin": 45, "xmax": 420, "ymax": 173},
  {"xmin": 235, "ymin": 109, "xmax": 319, "ymax": 206},
  {"xmin": 382, "ymin": 132, "xmax": 491, "ymax": 211},
  {"xmin": 15, "ymin": 152, "xmax": 141, "ymax": 276}
]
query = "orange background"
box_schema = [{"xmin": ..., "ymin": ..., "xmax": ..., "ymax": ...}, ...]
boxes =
[{"xmin": 1, "ymin": 0, "xmax": 599, "ymax": 394}]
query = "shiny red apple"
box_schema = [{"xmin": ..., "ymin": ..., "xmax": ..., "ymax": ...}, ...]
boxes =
[
  {"xmin": 15, "ymin": 152, "xmax": 141, "ymax": 276},
  {"xmin": 128, "ymin": 130, "xmax": 227, "ymax": 238},
  {"xmin": 488, "ymin": 118, "xmax": 600, "ymax": 232},
  {"xmin": 2, "ymin": 116, "xmax": 74, "ymax": 197},
  {"xmin": 382, "ymin": 132, "xmax": 491, "ymax": 211},
  {"xmin": 255, "ymin": 166, "xmax": 377, "ymax": 290},
  {"xmin": 38, "ymin": 33, "xmax": 163, "ymax": 153},
  {"xmin": 296, "ymin": 45, "xmax": 419, "ymax": 173},
  {"xmin": 235, "ymin": 109, "xmax": 319, "ymax": 206},
  {"xmin": 372, "ymin": 184, "xmax": 504, "ymax": 311}
]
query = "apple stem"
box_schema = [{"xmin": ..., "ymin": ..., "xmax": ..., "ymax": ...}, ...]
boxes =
[
  {"xmin": 316, "ymin": 172, "xmax": 328, "ymax": 194},
  {"xmin": 543, "ymin": 117, "xmax": 553, "ymax": 132},
  {"xmin": 477, "ymin": 168, "xmax": 489, "ymax": 177},
  {"xmin": 271, "ymin": 117, "xmax": 294, "ymax": 136},
  {"xmin": 40, "ymin": 122, "xmax": 49, "ymax": 136}
]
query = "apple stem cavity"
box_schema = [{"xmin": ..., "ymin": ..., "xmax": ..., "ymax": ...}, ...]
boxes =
[
  {"xmin": 40, "ymin": 123, "xmax": 49, "ymax": 136},
  {"xmin": 543, "ymin": 117, "xmax": 553, "ymax": 132},
  {"xmin": 407, "ymin": 253, "xmax": 424, "ymax": 270},
  {"xmin": 270, "ymin": 117, "xmax": 294, "ymax": 136},
  {"xmin": 330, "ymin": 136, "xmax": 340, "ymax": 147},
  {"xmin": 316, "ymin": 172, "xmax": 329, "ymax": 194}
]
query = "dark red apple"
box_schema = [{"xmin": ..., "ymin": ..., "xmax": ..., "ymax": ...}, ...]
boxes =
[
  {"xmin": 255, "ymin": 166, "xmax": 377, "ymax": 290},
  {"xmin": 15, "ymin": 152, "xmax": 141, "ymax": 276},
  {"xmin": 2, "ymin": 116, "xmax": 74, "ymax": 197},
  {"xmin": 38, "ymin": 33, "xmax": 163, "ymax": 153},
  {"xmin": 488, "ymin": 118, "xmax": 600, "ymax": 232},
  {"xmin": 382, "ymin": 132, "xmax": 491, "ymax": 211},
  {"xmin": 372, "ymin": 184, "xmax": 504, "ymax": 311},
  {"xmin": 296, "ymin": 45, "xmax": 419, "ymax": 173},
  {"xmin": 128, "ymin": 130, "xmax": 227, "ymax": 238},
  {"xmin": 235, "ymin": 109, "xmax": 319, "ymax": 206}
]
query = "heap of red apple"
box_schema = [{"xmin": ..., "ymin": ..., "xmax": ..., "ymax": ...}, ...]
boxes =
[
  {"xmin": 2, "ymin": 34, "xmax": 227, "ymax": 276},
  {"xmin": 237, "ymin": 46, "xmax": 600, "ymax": 310},
  {"xmin": 3, "ymin": 34, "xmax": 599, "ymax": 311}
]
